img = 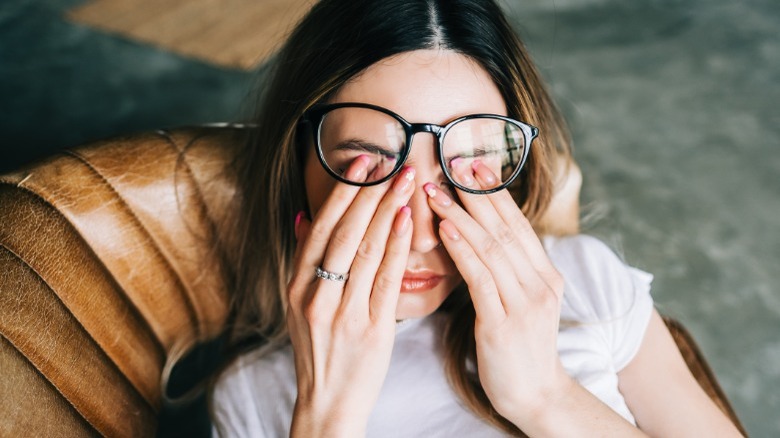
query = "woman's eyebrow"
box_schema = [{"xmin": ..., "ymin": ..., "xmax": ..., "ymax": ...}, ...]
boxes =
[
  {"xmin": 444, "ymin": 145, "xmax": 502, "ymax": 159},
  {"xmin": 333, "ymin": 139, "xmax": 398, "ymax": 156}
]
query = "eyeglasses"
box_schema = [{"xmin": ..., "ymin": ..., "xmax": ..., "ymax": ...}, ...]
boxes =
[{"xmin": 300, "ymin": 102, "xmax": 538, "ymax": 194}]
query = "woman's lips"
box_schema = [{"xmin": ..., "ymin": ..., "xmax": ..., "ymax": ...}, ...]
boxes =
[{"xmin": 400, "ymin": 273, "xmax": 444, "ymax": 293}]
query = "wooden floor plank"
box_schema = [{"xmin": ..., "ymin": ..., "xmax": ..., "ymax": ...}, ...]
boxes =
[{"xmin": 67, "ymin": 0, "xmax": 315, "ymax": 70}]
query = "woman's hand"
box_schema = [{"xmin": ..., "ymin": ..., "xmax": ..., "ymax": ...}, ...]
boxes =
[
  {"xmin": 286, "ymin": 157, "xmax": 416, "ymax": 437},
  {"xmin": 425, "ymin": 161, "xmax": 646, "ymax": 436},
  {"xmin": 424, "ymin": 160, "xmax": 572, "ymax": 426}
]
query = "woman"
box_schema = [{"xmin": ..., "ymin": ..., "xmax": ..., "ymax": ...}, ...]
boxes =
[{"xmin": 209, "ymin": 0, "xmax": 742, "ymax": 436}]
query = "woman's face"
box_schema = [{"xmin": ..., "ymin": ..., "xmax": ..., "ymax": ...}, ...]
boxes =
[{"xmin": 303, "ymin": 49, "xmax": 508, "ymax": 319}]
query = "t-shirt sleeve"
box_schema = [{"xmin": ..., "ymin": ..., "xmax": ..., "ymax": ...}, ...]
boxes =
[
  {"xmin": 610, "ymin": 264, "xmax": 654, "ymax": 371},
  {"xmin": 210, "ymin": 356, "xmax": 268, "ymax": 438},
  {"xmin": 544, "ymin": 234, "xmax": 655, "ymax": 372}
]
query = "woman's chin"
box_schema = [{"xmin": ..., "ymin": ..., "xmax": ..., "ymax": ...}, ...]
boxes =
[{"xmin": 395, "ymin": 286, "xmax": 453, "ymax": 320}]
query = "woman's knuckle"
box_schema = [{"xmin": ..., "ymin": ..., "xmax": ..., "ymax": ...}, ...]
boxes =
[
  {"xmin": 495, "ymin": 224, "xmax": 516, "ymax": 246},
  {"xmin": 544, "ymin": 269, "xmax": 565, "ymax": 293},
  {"xmin": 331, "ymin": 227, "xmax": 358, "ymax": 247},
  {"xmin": 308, "ymin": 222, "xmax": 330, "ymax": 243},
  {"xmin": 480, "ymin": 236, "xmax": 503, "ymax": 256},
  {"xmin": 286, "ymin": 281, "xmax": 305, "ymax": 308},
  {"xmin": 482, "ymin": 325, "xmax": 504, "ymax": 344},
  {"xmin": 333, "ymin": 187, "xmax": 356, "ymax": 205},
  {"xmin": 533, "ymin": 289, "xmax": 558, "ymax": 311},
  {"xmin": 356, "ymin": 238, "xmax": 381, "ymax": 260},
  {"xmin": 303, "ymin": 302, "xmax": 325, "ymax": 327},
  {"xmin": 515, "ymin": 214, "xmax": 533, "ymax": 234},
  {"xmin": 474, "ymin": 271, "xmax": 495, "ymax": 292},
  {"xmin": 333, "ymin": 314, "xmax": 362, "ymax": 336},
  {"xmin": 362, "ymin": 324, "xmax": 388, "ymax": 344},
  {"xmin": 373, "ymin": 273, "xmax": 396, "ymax": 292}
]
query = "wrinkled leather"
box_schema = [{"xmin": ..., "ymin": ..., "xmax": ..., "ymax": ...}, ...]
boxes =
[
  {"xmin": 0, "ymin": 127, "xmax": 745, "ymax": 436},
  {"xmin": 0, "ymin": 245, "xmax": 155, "ymax": 437},
  {"xmin": 1, "ymin": 127, "xmax": 243, "ymax": 436},
  {"xmin": 0, "ymin": 184, "xmax": 164, "ymax": 411},
  {"xmin": 0, "ymin": 335, "xmax": 99, "ymax": 437}
]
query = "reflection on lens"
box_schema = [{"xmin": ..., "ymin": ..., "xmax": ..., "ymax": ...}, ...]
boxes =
[
  {"xmin": 442, "ymin": 117, "xmax": 525, "ymax": 190},
  {"xmin": 319, "ymin": 107, "xmax": 405, "ymax": 183}
]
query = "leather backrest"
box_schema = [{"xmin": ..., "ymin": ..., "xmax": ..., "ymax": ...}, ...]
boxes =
[{"xmin": 0, "ymin": 127, "xmax": 245, "ymax": 436}]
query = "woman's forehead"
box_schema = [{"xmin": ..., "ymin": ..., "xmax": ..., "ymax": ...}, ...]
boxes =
[{"xmin": 331, "ymin": 49, "xmax": 507, "ymax": 124}]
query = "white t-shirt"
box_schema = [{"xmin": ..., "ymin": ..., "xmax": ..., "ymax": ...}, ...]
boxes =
[{"xmin": 211, "ymin": 234, "xmax": 655, "ymax": 437}]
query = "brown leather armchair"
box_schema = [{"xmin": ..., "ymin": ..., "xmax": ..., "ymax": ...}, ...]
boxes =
[{"xmin": 0, "ymin": 127, "xmax": 746, "ymax": 436}]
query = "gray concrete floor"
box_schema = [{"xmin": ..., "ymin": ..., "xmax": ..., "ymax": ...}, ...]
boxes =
[
  {"xmin": 1, "ymin": 0, "xmax": 778, "ymax": 436},
  {"xmin": 505, "ymin": 1, "xmax": 779, "ymax": 435},
  {"xmin": 508, "ymin": 0, "xmax": 780, "ymax": 437}
]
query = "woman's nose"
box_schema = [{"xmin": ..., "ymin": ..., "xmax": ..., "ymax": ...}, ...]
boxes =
[
  {"xmin": 402, "ymin": 132, "xmax": 444, "ymax": 253},
  {"xmin": 406, "ymin": 184, "xmax": 441, "ymax": 253}
]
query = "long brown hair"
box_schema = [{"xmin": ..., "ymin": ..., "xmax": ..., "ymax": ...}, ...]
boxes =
[{"xmin": 216, "ymin": 0, "xmax": 572, "ymax": 435}]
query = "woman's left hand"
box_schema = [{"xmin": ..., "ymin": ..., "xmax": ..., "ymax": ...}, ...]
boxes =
[{"xmin": 423, "ymin": 160, "xmax": 574, "ymax": 427}]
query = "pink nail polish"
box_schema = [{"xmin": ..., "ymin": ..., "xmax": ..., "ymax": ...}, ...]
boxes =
[
  {"xmin": 423, "ymin": 183, "xmax": 437, "ymax": 198},
  {"xmin": 423, "ymin": 183, "xmax": 452, "ymax": 207},
  {"xmin": 294, "ymin": 211, "xmax": 304, "ymax": 238},
  {"xmin": 439, "ymin": 220, "xmax": 460, "ymax": 240},
  {"xmin": 393, "ymin": 206, "xmax": 412, "ymax": 236},
  {"xmin": 471, "ymin": 160, "xmax": 496, "ymax": 185},
  {"xmin": 347, "ymin": 155, "xmax": 370, "ymax": 181},
  {"xmin": 460, "ymin": 171, "xmax": 474, "ymax": 186},
  {"xmin": 393, "ymin": 166, "xmax": 415, "ymax": 193},
  {"xmin": 449, "ymin": 159, "xmax": 474, "ymax": 186}
]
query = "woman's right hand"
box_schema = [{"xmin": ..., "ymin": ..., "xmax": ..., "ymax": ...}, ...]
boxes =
[{"xmin": 287, "ymin": 156, "xmax": 416, "ymax": 437}]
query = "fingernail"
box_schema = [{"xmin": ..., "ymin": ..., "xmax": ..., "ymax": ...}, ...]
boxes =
[
  {"xmin": 439, "ymin": 219, "xmax": 460, "ymax": 240},
  {"xmin": 295, "ymin": 211, "xmax": 304, "ymax": 227},
  {"xmin": 450, "ymin": 158, "xmax": 474, "ymax": 186},
  {"xmin": 423, "ymin": 183, "xmax": 452, "ymax": 207},
  {"xmin": 471, "ymin": 160, "xmax": 496, "ymax": 185},
  {"xmin": 460, "ymin": 170, "xmax": 474, "ymax": 186},
  {"xmin": 346, "ymin": 155, "xmax": 370, "ymax": 181},
  {"xmin": 294, "ymin": 211, "xmax": 305, "ymax": 238},
  {"xmin": 393, "ymin": 166, "xmax": 415, "ymax": 193},
  {"xmin": 393, "ymin": 206, "xmax": 412, "ymax": 236}
]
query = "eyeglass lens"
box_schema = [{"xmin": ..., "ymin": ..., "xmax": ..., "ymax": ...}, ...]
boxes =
[{"xmin": 318, "ymin": 107, "xmax": 527, "ymax": 191}]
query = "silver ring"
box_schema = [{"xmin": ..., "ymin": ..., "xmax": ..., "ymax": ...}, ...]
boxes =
[{"xmin": 316, "ymin": 266, "xmax": 349, "ymax": 282}]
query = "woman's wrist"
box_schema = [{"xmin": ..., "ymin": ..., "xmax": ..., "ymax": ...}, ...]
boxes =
[
  {"xmin": 520, "ymin": 374, "xmax": 578, "ymax": 429},
  {"xmin": 503, "ymin": 366, "xmax": 577, "ymax": 430},
  {"xmin": 504, "ymin": 371, "xmax": 645, "ymax": 437},
  {"xmin": 290, "ymin": 397, "xmax": 369, "ymax": 438}
]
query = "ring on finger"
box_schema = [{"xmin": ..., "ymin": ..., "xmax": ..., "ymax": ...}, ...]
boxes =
[{"xmin": 315, "ymin": 266, "xmax": 350, "ymax": 282}]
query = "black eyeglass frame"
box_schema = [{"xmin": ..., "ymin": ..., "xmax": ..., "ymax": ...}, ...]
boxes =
[{"xmin": 299, "ymin": 102, "xmax": 539, "ymax": 195}]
